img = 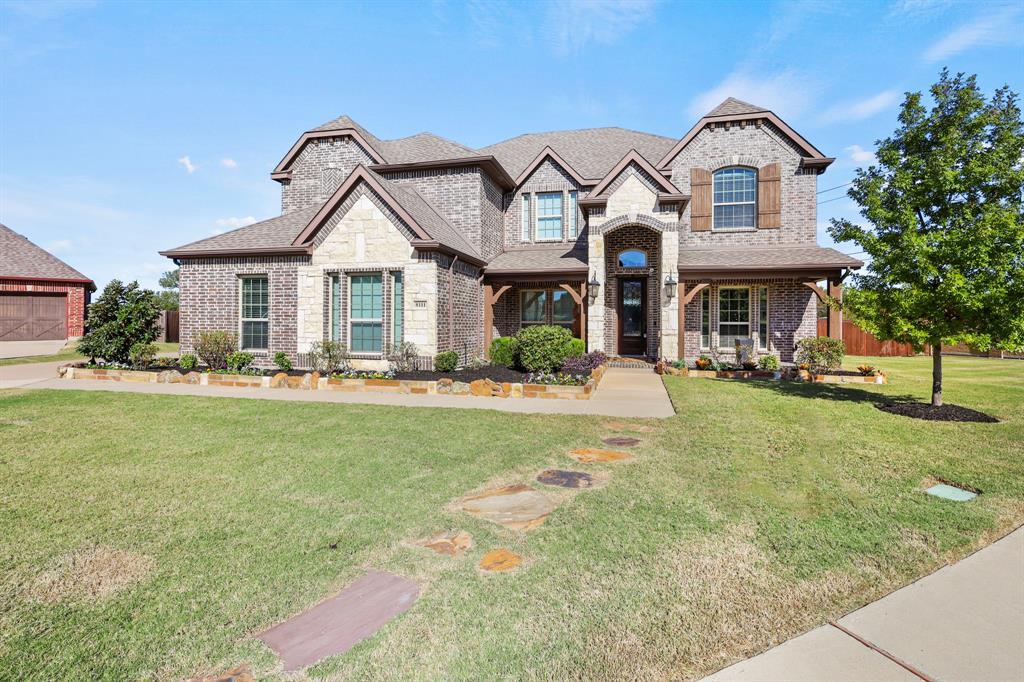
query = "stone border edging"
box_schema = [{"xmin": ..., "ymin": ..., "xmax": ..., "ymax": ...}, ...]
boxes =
[
  {"xmin": 57, "ymin": 363, "xmax": 608, "ymax": 400},
  {"xmin": 664, "ymin": 366, "xmax": 888, "ymax": 384}
]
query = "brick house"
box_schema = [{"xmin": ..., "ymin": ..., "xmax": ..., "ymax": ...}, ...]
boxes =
[
  {"xmin": 1, "ymin": 223, "xmax": 95, "ymax": 341},
  {"xmin": 161, "ymin": 98, "xmax": 861, "ymax": 368}
]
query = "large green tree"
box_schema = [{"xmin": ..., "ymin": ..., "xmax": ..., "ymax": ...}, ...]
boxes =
[
  {"xmin": 830, "ymin": 70, "xmax": 1024, "ymax": 406},
  {"xmin": 78, "ymin": 280, "xmax": 161, "ymax": 364},
  {"xmin": 155, "ymin": 268, "xmax": 179, "ymax": 311}
]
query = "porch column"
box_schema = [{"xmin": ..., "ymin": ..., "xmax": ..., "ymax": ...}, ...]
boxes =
[
  {"xmin": 660, "ymin": 230, "xmax": 679, "ymax": 360},
  {"xmin": 828, "ymin": 279, "xmax": 843, "ymax": 340},
  {"xmin": 559, "ymin": 282, "xmax": 586, "ymax": 344},
  {"xmin": 482, "ymin": 284, "xmax": 511, "ymax": 359},
  {"xmin": 587, "ymin": 232, "xmax": 606, "ymax": 352}
]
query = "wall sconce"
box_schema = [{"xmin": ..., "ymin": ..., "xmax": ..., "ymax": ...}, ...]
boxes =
[
  {"xmin": 664, "ymin": 273, "xmax": 678, "ymax": 299},
  {"xmin": 587, "ymin": 272, "xmax": 601, "ymax": 303}
]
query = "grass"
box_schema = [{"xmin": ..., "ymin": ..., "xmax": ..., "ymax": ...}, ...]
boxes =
[
  {"xmin": 0, "ymin": 342, "xmax": 179, "ymax": 367},
  {"xmin": 1, "ymin": 354, "xmax": 1022, "ymax": 680}
]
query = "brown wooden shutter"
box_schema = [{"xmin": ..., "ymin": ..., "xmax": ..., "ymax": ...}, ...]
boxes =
[
  {"xmin": 758, "ymin": 162, "xmax": 781, "ymax": 229},
  {"xmin": 690, "ymin": 168, "xmax": 712, "ymax": 231}
]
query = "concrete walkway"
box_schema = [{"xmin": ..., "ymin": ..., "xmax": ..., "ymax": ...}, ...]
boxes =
[
  {"xmin": 703, "ymin": 526, "xmax": 1024, "ymax": 682},
  {"xmin": 0, "ymin": 339, "xmax": 67, "ymax": 359},
  {"xmin": 0, "ymin": 364, "xmax": 676, "ymax": 418}
]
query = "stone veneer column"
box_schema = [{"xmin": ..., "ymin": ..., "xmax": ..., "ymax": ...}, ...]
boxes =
[
  {"xmin": 660, "ymin": 230, "xmax": 680, "ymax": 361},
  {"xmin": 586, "ymin": 231, "xmax": 605, "ymax": 352}
]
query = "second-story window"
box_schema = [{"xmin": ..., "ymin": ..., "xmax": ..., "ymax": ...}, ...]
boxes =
[
  {"xmin": 713, "ymin": 167, "xmax": 757, "ymax": 229},
  {"xmin": 521, "ymin": 194, "xmax": 531, "ymax": 241},
  {"xmin": 568, "ymin": 191, "xmax": 578, "ymax": 238},
  {"xmin": 536, "ymin": 192, "xmax": 563, "ymax": 241}
]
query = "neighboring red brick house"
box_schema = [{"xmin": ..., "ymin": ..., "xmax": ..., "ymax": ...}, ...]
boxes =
[
  {"xmin": 0, "ymin": 224, "xmax": 95, "ymax": 341},
  {"xmin": 163, "ymin": 98, "xmax": 862, "ymax": 368}
]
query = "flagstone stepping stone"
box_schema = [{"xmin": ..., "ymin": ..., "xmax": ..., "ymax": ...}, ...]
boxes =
[
  {"xmin": 459, "ymin": 484, "xmax": 556, "ymax": 531},
  {"xmin": 601, "ymin": 436, "xmax": 641, "ymax": 447},
  {"xmin": 479, "ymin": 548, "xmax": 522, "ymax": 572},
  {"xmin": 568, "ymin": 448, "xmax": 634, "ymax": 463},
  {"xmin": 602, "ymin": 421, "xmax": 656, "ymax": 433},
  {"xmin": 536, "ymin": 469, "xmax": 601, "ymax": 489},
  {"xmin": 416, "ymin": 530, "xmax": 473, "ymax": 556},
  {"xmin": 257, "ymin": 570, "xmax": 419, "ymax": 671}
]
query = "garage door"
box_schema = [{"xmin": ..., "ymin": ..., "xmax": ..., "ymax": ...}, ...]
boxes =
[{"xmin": 0, "ymin": 293, "xmax": 67, "ymax": 341}]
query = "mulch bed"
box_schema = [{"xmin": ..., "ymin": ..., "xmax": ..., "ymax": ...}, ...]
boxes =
[
  {"xmin": 876, "ymin": 402, "xmax": 999, "ymax": 423},
  {"xmin": 392, "ymin": 366, "xmax": 531, "ymax": 382}
]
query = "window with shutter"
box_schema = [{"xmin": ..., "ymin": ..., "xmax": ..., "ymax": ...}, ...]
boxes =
[
  {"xmin": 757, "ymin": 162, "xmax": 781, "ymax": 229},
  {"xmin": 690, "ymin": 168, "xmax": 712, "ymax": 231}
]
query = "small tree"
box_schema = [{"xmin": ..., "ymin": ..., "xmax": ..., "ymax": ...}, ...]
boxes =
[
  {"xmin": 830, "ymin": 70, "xmax": 1024, "ymax": 406},
  {"xmin": 78, "ymin": 280, "xmax": 162, "ymax": 364},
  {"xmin": 155, "ymin": 268, "xmax": 179, "ymax": 311}
]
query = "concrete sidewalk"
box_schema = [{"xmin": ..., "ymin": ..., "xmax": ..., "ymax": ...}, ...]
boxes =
[
  {"xmin": 1, "ymin": 364, "xmax": 676, "ymax": 418},
  {"xmin": 703, "ymin": 526, "xmax": 1024, "ymax": 682}
]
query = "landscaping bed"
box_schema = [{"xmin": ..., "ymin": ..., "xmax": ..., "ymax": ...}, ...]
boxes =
[{"xmin": 670, "ymin": 365, "xmax": 888, "ymax": 384}]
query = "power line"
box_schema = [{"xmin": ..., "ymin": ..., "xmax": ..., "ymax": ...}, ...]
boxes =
[
  {"xmin": 817, "ymin": 182, "xmax": 852, "ymax": 195},
  {"xmin": 817, "ymin": 195, "xmax": 848, "ymax": 205}
]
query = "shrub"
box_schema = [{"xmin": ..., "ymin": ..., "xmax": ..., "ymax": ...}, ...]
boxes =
[
  {"xmin": 227, "ymin": 351, "xmax": 255, "ymax": 373},
  {"xmin": 735, "ymin": 339, "xmax": 755, "ymax": 365},
  {"xmin": 795, "ymin": 336, "xmax": 845, "ymax": 373},
  {"xmin": 489, "ymin": 336, "xmax": 519, "ymax": 367},
  {"xmin": 77, "ymin": 280, "xmax": 161, "ymax": 364},
  {"xmin": 857, "ymin": 363, "xmax": 877, "ymax": 376},
  {"xmin": 434, "ymin": 350, "xmax": 458, "ymax": 372},
  {"xmin": 310, "ymin": 340, "xmax": 349, "ymax": 374},
  {"xmin": 194, "ymin": 330, "xmax": 236, "ymax": 370},
  {"xmin": 561, "ymin": 350, "xmax": 607, "ymax": 374},
  {"xmin": 465, "ymin": 356, "xmax": 490, "ymax": 370},
  {"xmin": 565, "ymin": 338, "xmax": 585, "ymax": 359},
  {"xmin": 741, "ymin": 359, "xmax": 758, "ymax": 370},
  {"xmin": 515, "ymin": 325, "xmax": 573, "ymax": 372},
  {"xmin": 273, "ymin": 351, "xmax": 293, "ymax": 372},
  {"xmin": 758, "ymin": 355, "xmax": 781, "ymax": 371},
  {"xmin": 386, "ymin": 341, "xmax": 420, "ymax": 373},
  {"xmin": 178, "ymin": 353, "xmax": 198, "ymax": 371},
  {"xmin": 694, "ymin": 355, "xmax": 713, "ymax": 370},
  {"xmin": 128, "ymin": 342, "xmax": 157, "ymax": 369}
]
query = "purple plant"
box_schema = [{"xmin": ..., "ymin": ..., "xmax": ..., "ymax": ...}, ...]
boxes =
[{"xmin": 561, "ymin": 351, "xmax": 607, "ymax": 373}]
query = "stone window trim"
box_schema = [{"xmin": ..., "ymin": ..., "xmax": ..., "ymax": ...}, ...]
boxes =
[
  {"xmin": 238, "ymin": 275, "xmax": 270, "ymax": 353},
  {"xmin": 323, "ymin": 265, "xmax": 404, "ymax": 359}
]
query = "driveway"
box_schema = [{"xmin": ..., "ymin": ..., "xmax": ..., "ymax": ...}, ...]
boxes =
[
  {"xmin": 0, "ymin": 360, "xmax": 68, "ymax": 389},
  {"xmin": 0, "ymin": 339, "xmax": 68, "ymax": 359}
]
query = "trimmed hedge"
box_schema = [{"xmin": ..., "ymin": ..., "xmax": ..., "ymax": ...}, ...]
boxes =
[
  {"xmin": 434, "ymin": 350, "xmax": 458, "ymax": 372},
  {"xmin": 516, "ymin": 325, "xmax": 574, "ymax": 372}
]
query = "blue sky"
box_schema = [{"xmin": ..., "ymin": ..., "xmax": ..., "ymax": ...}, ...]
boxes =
[{"xmin": 1, "ymin": 0, "xmax": 1021, "ymax": 291}]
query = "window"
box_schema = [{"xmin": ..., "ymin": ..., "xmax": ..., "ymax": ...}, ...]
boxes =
[
  {"xmin": 758, "ymin": 286, "xmax": 769, "ymax": 351},
  {"xmin": 700, "ymin": 288, "xmax": 710, "ymax": 349},
  {"xmin": 552, "ymin": 289, "xmax": 575, "ymax": 328},
  {"xmin": 618, "ymin": 250, "xmax": 647, "ymax": 268},
  {"xmin": 536, "ymin": 191, "xmax": 563, "ymax": 241},
  {"xmin": 568, "ymin": 190, "xmax": 578, "ymax": 238},
  {"xmin": 392, "ymin": 272, "xmax": 404, "ymax": 343},
  {"xmin": 240, "ymin": 277, "xmax": 268, "ymax": 350},
  {"xmin": 331, "ymin": 275, "xmax": 342, "ymax": 340},
  {"xmin": 718, "ymin": 287, "xmax": 750, "ymax": 350},
  {"xmin": 713, "ymin": 167, "xmax": 757, "ymax": 229},
  {"xmin": 520, "ymin": 289, "xmax": 546, "ymax": 325},
  {"xmin": 349, "ymin": 273, "xmax": 383, "ymax": 353},
  {"xmin": 521, "ymin": 194, "xmax": 531, "ymax": 241}
]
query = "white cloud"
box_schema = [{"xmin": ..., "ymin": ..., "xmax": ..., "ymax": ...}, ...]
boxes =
[
  {"xmin": 220, "ymin": 158, "xmax": 238, "ymax": 169},
  {"xmin": 923, "ymin": 5, "xmax": 1023, "ymax": 63},
  {"xmin": 845, "ymin": 144, "xmax": 876, "ymax": 164},
  {"xmin": 44, "ymin": 238, "xmax": 73, "ymax": 252},
  {"xmin": 687, "ymin": 70, "xmax": 819, "ymax": 120},
  {"xmin": 820, "ymin": 90, "xmax": 901, "ymax": 123},
  {"xmin": 177, "ymin": 156, "xmax": 197, "ymax": 174},
  {"xmin": 548, "ymin": 0, "xmax": 657, "ymax": 56},
  {"xmin": 212, "ymin": 216, "xmax": 257, "ymax": 234},
  {"xmin": 889, "ymin": 0, "xmax": 951, "ymax": 17}
]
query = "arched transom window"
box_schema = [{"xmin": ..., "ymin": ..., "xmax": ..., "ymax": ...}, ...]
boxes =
[
  {"xmin": 713, "ymin": 167, "xmax": 757, "ymax": 229},
  {"xmin": 618, "ymin": 250, "xmax": 647, "ymax": 268}
]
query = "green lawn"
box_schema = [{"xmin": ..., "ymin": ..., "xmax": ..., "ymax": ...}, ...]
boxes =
[
  {"xmin": 1, "ymin": 355, "xmax": 1022, "ymax": 680},
  {"xmin": 0, "ymin": 342, "xmax": 179, "ymax": 367}
]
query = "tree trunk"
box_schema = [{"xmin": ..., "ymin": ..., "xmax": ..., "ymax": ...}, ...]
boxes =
[{"xmin": 931, "ymin": 343, "xmax": 943, "ymax": 407}]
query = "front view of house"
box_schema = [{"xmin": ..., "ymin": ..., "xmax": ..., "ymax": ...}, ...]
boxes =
[{"xmin": 162, "ymin": 98, "xmax": 862, "ymax": 368}]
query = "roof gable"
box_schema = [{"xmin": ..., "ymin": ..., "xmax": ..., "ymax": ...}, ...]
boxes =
[
  {"xmin": 514, "ymin": 146, "xmax": 589, "ymax": 187},
  {"xmin": 589, "ymin": 150, "xmax": 680, "ymax": 197},
  {"xmin": 0, "ymin": 223, "xmax": 94, "ymax": 287}
]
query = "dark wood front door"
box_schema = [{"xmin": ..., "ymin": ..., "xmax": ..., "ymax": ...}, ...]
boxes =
[{"xmin": 617, "ymin": 278, "xmax": 646, "ymax": 356}]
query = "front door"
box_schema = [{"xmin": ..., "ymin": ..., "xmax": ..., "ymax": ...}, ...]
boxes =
[{"xmin": 617, "ymin": 278, "xmax": 646, "ymax": 356}]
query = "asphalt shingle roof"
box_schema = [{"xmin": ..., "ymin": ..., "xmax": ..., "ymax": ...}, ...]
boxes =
[
  {"xmin": 485, "ymin": 243, "xmax": 588, "ymax": 274},
  {"xmin": 679, "ymin": 245, "xmax": 863, "ymax": 270},
  {"xmin": 312, "ymin": 116, "xmax": 477, "ymax": 164},
  {"xmin": 705, "ymin": 97, "xmax": 768, "ymax": 117},
  {"xmin": 0, "ymin": 223, "xmax": 92, "ymax": 283}
]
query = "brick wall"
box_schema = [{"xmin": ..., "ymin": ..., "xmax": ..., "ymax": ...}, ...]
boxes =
[
  {"xmin": 680, "ymin": 279, "xmax": 815, "ymax": 363},
  {"xmin": 504, "ymin": 158, "xmax": 587, "ymax": 248},
  {"xmin": 178, "ymin": 255, "xmax": 307, "ymax": 366},
  {"xmin": 669, "ymin": 121, "xmax": 818, "ymax": 247},
  {"xmin": 434, "ymin": 253, "xmax": 483, "ymax": 362},
  {"xmin": 0, "ymin": 279, "xmax": 89, "ymax": 338},
  {"xmin": 601, "ymin": 226, "xmax": 662, "ymax": 357},
  {"xmin": 281, "ymin": 136, "xmax": 375, "ymax": 214}
]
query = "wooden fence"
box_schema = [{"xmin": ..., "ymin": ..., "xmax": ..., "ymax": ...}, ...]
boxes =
[
  {"xmin": 816, "ymin": 319, "xmax": 918, "ymax": 356},
  {"xmin": 158, "ymin": 310, "xmax": 179, "ymax": 343}
]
